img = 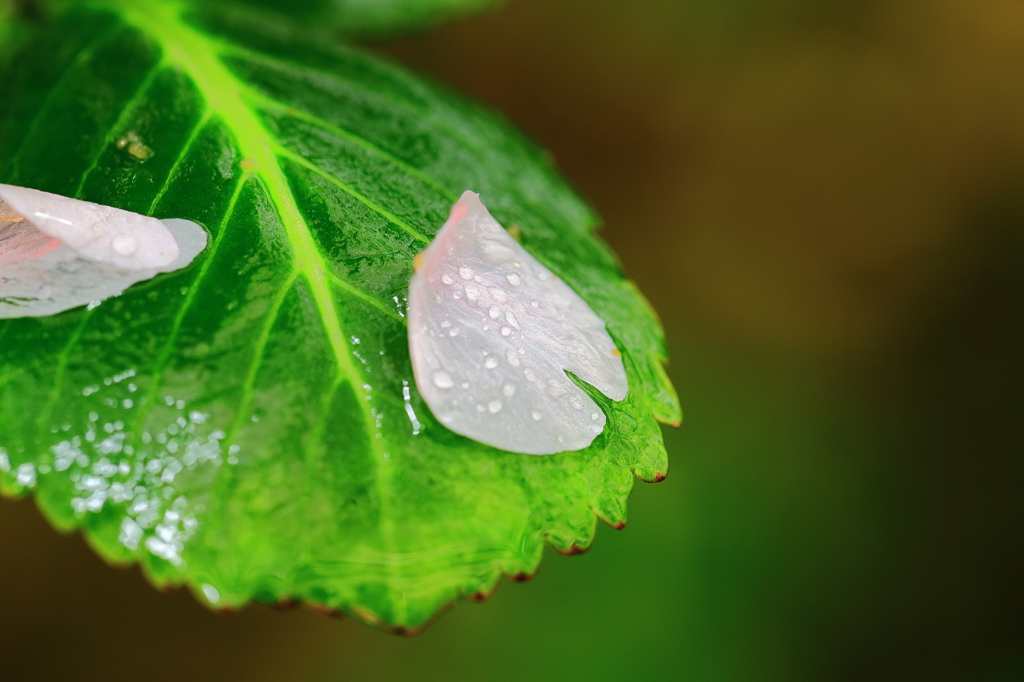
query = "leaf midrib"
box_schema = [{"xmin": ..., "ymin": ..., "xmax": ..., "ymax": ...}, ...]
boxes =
[{"xmin": 110, "ymin": 0, "xmax": 405, "ymax": 618}]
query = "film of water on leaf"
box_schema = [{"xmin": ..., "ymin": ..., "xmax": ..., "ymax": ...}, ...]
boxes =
[
  {"xmin": 408, "ymin": 191, "xmax": 629, "ymax": 455},
  {"xmin": 0, "ymin": 184, "xmax": 207, "ymax": 317}
]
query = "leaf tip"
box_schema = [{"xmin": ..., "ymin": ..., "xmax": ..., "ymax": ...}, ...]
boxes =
[{"xmin": 556, "ymin": 543, "xmax": 589, "ymax": 556}]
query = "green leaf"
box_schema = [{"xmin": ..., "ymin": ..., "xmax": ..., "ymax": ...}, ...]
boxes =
[{"xmin": 0, "ymin": 0, "xmax": 679, "ymax": 630}]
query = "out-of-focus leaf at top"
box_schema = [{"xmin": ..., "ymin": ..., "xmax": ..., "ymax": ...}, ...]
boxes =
[
  {"xmin": 18, "ymin": 0, "xmax": 497, "ymax": 39},
  {"xmin": 0, "ymin": 0, "xmax": 679, "ymax": 631},
  {"xmin": 223, "ymin": 0, "xmax": 502, "ymax": 38}
]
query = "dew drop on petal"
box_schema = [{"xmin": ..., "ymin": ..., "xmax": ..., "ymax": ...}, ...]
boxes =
[{"xmin": 111, "ymin": 234, "xmax": 137, "ymax": 256}]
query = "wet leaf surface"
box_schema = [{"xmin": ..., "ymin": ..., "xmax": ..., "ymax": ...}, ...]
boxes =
[{"xmin": 0, "ymin": 0, "xmax": 678, "ymax": 630}]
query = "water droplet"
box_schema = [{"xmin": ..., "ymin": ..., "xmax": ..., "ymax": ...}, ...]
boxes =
[
  {"xmin": 500, "ymin": 326, "xmax": 512, "ymax": 337},
  {"xmin": 485, "ymin": 356, "xmax": 499, "ymax": 369},
  {"xmin": 479, "ymin": 237, "xmax": 515, "ymax": 263},
  {"xmin": 201, "ymin": 584, "xmax": 221, "ymax": 604},
  {"xmin": 465, "ymin": 284, "xmax": 480, "ymax": 303},
  {"xmin": 502, "ymin": 382, "xmax": 517, "ymax": 397},
  {"xmin": 489, "ymin": 287, "xmax": 508, "ymax": 303},
  {"xmin": 506, "ymin": 273, "xmax": 521, "ymax": 286},
  {"xmin": 532, "ymin": 411, "xmax": 543, "ymax": 421},
  {"xmin": 505, "ymin": 311, "xmax": 519, "ymax": 329},
  {"xmin": 433, "ymin": 371, "xmax": 454, "ymax": 388},
  {"xmin": 459, "ymin": 265, "xmax": 474, "ymax": 280},
  {"xmin": 488, "ymin": 400, "xmax": 502, "ymax": 413},
  {"xmin": 506, "ymin": 349, "xmax": 520, "ymax": 367},
  {"xmin": 403, "ymin": 379, "xmax": 422, "ymax": 435},
  {"xmin": 548, "ymin": 379, "xmax": 569, "ymax": 397},
  {"xmin": 530, "ymin": 300, "xmax": 539, "ymax": 308},
  {"xmin": 452, "ymin": 287, "xmax": 464, "ymax": 300},
  {"xmin": 441, "ymin": 319, "xmax": 451, "ymax": 328},
  {"xmin": 489, "ymin": 305, "xmax": 501, "ymax": 319},
  {"xmin": 111, "ymin": 234, "xmax": 137, "ymax": 256},
  {"xmin": 449, "ymin": 328, "xmax": 460, "ymax": 336},
  {"xmin": 441, "ymin": 273, "xmax": 455, "ymax": 285},
  {"xmin": 523, "ymin": 368, "xmax": 537, "ymax": 382},
  {"xmin": 570, "ymin": 395, "xmax": 584, "ymax": 410},
  {"xmin": 591, "ymin": 412, "xmax": 600, "ymax": 421}
]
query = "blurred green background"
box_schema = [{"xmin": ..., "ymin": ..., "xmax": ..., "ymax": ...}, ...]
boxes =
[{"xmin": 2, "ymin": 0, "xmax": 1021, "ymax": 679}]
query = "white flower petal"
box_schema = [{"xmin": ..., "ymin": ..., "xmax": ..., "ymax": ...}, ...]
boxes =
[{"xmin": 408, "ymin": 191, "xmax": 628, "ymax": 455}]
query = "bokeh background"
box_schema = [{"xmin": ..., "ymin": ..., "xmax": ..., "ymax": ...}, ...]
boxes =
[{"xmin": 2, "ymin": 0, "xmax": 1022, "ymax": 679}]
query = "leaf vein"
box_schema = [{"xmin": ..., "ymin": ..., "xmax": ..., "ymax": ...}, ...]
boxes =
[
  {"xmin": 327, "ymin": 273, "xmax": 405, "ymax": 323},
  {"xmin": 214, "ymin": 41, "xmax": 481, "ymax": 157},
  {"xmin": 242, "ymin": 88, "xmax": 457, "ymax": 203},
  {"xmin": 146, "ymin": 108, "xmax": 211, "ymax": 215},
  {"xmin": 224, "ymin": 268, "xmax": 298, "ymax": 443},
  {"xmin": 35, "ymin": 311, "xmax": 94, "ymax": 439},
  {"xmin": 275, "ymin": 146, "xmax": 429, "ymax": 244},
  {"xmin": 131, "ymin": 176, "xmax": 246, "ymax": 433}
]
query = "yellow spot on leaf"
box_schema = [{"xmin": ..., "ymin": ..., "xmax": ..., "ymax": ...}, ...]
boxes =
[{"xmin": 116, "ymin": 131, "xmax": 153, "ymax": 160}]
